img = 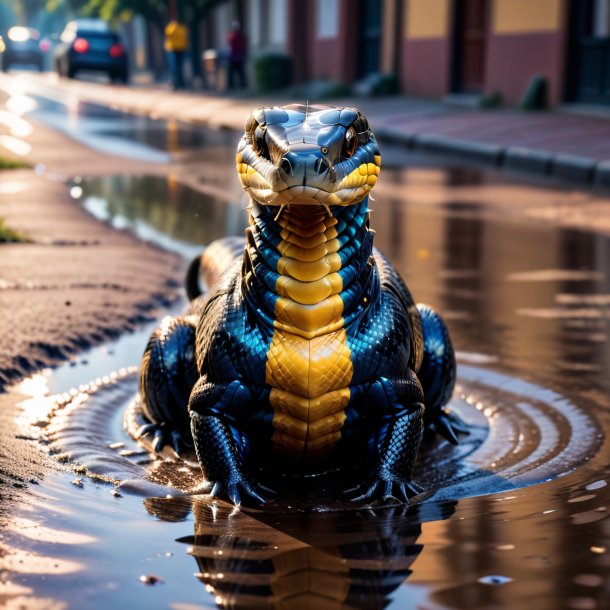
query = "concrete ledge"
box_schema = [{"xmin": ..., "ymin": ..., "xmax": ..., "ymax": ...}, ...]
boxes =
[
  {"xmin": 412, "ymin": 134, "xmax": 503, "ymax": 164},
  {"xmin": 374, "ymin": 126, "xmax": 416, "ymax": 148},
  {"xmin": 551, "ymin": 154, "xmax": 595, "ymax": 184},
  {"xmin": 593, "ymin": 160, "xmax": 610, "ymax": 188},
  {"xmin": 503, "ymin": 147, "xmax": 552, "ymax": 175}
]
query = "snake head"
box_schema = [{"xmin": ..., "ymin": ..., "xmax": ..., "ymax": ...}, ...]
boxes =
[{"xmin": 236, "ymin": 104, "xmax": 381, "ymax": 207}]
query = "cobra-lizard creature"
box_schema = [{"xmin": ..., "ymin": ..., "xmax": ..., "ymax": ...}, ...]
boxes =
[{"xmin": 138, "ymin": 104, "xmax": 463, "ymax": 506}]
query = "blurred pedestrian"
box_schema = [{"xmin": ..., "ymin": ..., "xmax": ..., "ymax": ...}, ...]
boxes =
[
  {"xmin": 226, "ymin": 20, "xmax": 247, "ymax": 90},
  {"xmin": 165, "ymin": 18, "xmax": 189, "ymax": 90}
]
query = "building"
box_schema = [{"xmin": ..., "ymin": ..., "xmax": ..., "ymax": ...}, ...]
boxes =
[{"xmin": 200, "ymin": 0, "xmax": 610, "ymax": 108}]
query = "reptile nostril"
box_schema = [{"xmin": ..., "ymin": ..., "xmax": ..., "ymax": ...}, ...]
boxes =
[
  {"xmin": 280, "ymin": 157, "xmax": 293, "ymax": 175},
  {"xmin": 314, "ymin": 158, "xmax": 329, "ymax": 174}
]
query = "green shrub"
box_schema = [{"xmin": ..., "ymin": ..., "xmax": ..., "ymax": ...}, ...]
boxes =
[
  {"xmin": 0, "ymin": 157, "xmax": 29, "ymax": 170},
  {"xmin": 520, "ymin": 74, "xmax": 548, "ymax": 111},
  {"xmin": 254, "ymin": 53, "xmax": 293, "ymax": 92},
  {"xmin": 480, "ymin": 91, "xmax": 502, "ymax": 108},
  {"xmin": 0, "ymin": 219, "xmax": 28, "ymax": 243},
  {"xmin": 368, "ymin": 73, "xmax": 399, "ymax": 96}
]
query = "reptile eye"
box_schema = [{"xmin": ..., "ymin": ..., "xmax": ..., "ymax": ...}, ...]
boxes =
[
  {"xmin": 341, "ymin": 126, "xmax": 357, "ymax": 159},
  {"xmin": 252, "ymin": 125, "xmax": 270, "ymax": 160}
]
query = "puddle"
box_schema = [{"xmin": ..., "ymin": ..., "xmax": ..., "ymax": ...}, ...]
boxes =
[
  {"xmin": 73, "ymin": 175, "xmax": 247, "ymax": 259},
  {"xmin": 99, "ymin": 124, "xmax": 231, "ymax": 155},
  {"xmin": 12, "ymin": 89, "xmax": 232, "ymax": 162},
  {"xmin": 4, "ymin": 162, "xmax": 610, "ymax": 609}
]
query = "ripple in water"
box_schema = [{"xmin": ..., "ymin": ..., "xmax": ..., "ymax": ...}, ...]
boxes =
[{"xmin": 40, "ymin": 354, "xmax": 602, "ymax": 507}]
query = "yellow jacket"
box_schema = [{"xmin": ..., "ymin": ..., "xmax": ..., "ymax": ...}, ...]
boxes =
[{"xmin": 165, "ymin": 21, "xmax": 188, "ymax": 52}]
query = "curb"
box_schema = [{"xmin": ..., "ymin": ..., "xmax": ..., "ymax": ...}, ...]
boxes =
[
  {"xmin": 412, "ymin": 134, "xmax": 504, "ymax": 165},
  {"xmin": 374, "ymin": 130, "xmax": 606, "ymax": 188},
  {"xmin": 553, "ymin": 154, "xmax": 596, "ymax": 184},
  {"xmin": 593, "ymin": 160, "xmax": 610, "ymax": 188},
  {"xmin": 504, "ymin": 147, "xmax": 552, "ymax": 175}
]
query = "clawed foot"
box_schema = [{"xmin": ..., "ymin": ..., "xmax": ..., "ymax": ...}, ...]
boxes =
[
  {"xmin": 136, "ymin": 422, "xmax": 191, "ymax": 458},
  {"xmin": 429, "ymin": 409, "xmax": 469, "ymax": 445},
  {"xmin": 207, "ymin": 477, "xmax": 274, "ymax": 507},
  {"xmin": 345, "ymin": 476, "xmax": 423, "ymax": 505}
]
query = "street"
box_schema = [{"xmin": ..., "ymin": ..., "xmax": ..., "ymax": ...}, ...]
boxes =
[{"xmin": 1, "ymin": 71, "xmax": 609, "ymax": 610}]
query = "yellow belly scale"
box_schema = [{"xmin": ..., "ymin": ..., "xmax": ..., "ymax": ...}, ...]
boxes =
[{"xmin": 264, "ymin": 206, "xmax": 353, "ymax": 461}]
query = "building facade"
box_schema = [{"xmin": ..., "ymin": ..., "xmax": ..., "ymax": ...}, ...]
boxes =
[{"xmin": 200, "ymin": 0, "xmax": 610, "ymax": 108}]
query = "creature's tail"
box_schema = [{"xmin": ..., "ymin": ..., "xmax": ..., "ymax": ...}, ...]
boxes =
[
  {"xmin": 185, "ymin": 236, "xmax": 246, "ymax": 301},
  {"xmin": 185, "ymin": 254, "xmax": 203, "ymax": 300}
]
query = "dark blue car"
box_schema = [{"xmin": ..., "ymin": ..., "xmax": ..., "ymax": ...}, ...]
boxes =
[
  {"xmin": 1, "ymin": 27, "xmax": 44, "ymax": 71},
  {"xmin": 53, "ymin": 20, "xmax": 128, "ymax": 83}
]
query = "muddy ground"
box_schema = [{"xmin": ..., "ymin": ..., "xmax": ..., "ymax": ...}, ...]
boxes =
[{"xmin": 0, "ymin": 109, "xmax": 188, "ymax": 517}]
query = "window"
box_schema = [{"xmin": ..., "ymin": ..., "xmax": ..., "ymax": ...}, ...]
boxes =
[
  {"xmin": 316, "ymin": 0, "xmax": 339, "ymax": 39},
  {"xmin": 593, "ymin": 0, "xmax": 610, "ymax": 36},
  {"xmin": 269, "ymin": 0, "xmax": 287, "ymax": 45}
]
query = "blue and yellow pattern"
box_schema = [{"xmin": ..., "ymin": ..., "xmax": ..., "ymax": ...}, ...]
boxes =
[{"xmin": 138, "ymin": 104, "xmax": 459, "ymax": 506}]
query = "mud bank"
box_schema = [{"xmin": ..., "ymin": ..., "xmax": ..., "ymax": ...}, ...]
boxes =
[
  {"xmin": 0, "ymin": 169, "xmax": 183, "ymax": 390},
  {"xmin": 0, "ymin": 107, "xmax": 186, "ymax": 520}
]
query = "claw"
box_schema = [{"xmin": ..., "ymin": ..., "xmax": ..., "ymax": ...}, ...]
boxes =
[
  {"xmin": 136, "ymin": 420, "xmax": 191, "ymax": 459},
  {"xmin": 170, "ymin": 429, "xmax": 190, "ymax": 456},
  {"xmin": 433, "ymin": 410, "xmax": 469, "ymax": 445},
  {"xmin": 228, "ymin": 487, "xmax": 242, "ymax": 506},
  {"xmin": 206, "ymin": 478, "xmax": 270, "ymax": 507},
  {"xmin": 241, "ymin": 481, "xmax": 267, "ymax": 504},
  {"xmin": 152, "ymin": 428, "xmax": 167, "ymax": 454},
  {"xmin": 254, "ymin": 481, "xmax": 277, "ymax": 497},
  {"xmin": 347, "ymin": 477, "xmax": 422, "ymax": 505},
  {"xmin": 135, "ymin": 423, "xmax": 157, "ymax": 439},
  {"xmin": 407, "ymin": 480, "xmax": 424, "ymax": 495},
  {"xmin": 435, "ymin": 414, "xmax": 459, "ymax": 445},
  {"xmin": 447, "ymin": 411, "xmax": 470, "ymax": 434}
]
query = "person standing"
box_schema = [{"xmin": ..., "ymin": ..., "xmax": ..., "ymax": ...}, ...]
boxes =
[
  {"xmin": 165, "ymin": 19, "xmax": 189, "ymax": 90},
  {"xmin": 226, "ymin": 20, "xmax": 247, "ymax": 90}
]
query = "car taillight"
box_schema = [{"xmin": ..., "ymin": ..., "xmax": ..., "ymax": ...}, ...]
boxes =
[
  {"xmin": 73, "ymin": 38, "xmax": 89, "ymax": 53},
  {"xmin": 109, "ymin": 44, "xmax": 124, "ymax": 58},
  {"xmin": 39, "ymin": 39, "xmax": 51, "ymax": 52}
]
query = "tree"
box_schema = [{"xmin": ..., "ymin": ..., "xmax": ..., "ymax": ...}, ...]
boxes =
[{"xmin": 12, "ymin": 0, "xmax": 46, "ymax": 24}]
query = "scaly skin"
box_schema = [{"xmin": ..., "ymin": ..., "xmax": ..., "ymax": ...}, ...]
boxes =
[{"xmin": 138, "ymin": 104, "xmax": 460, "ymax": 506}]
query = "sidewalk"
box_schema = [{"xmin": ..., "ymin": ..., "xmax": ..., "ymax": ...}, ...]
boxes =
[{"xmin": 11, "ymin": 73, "xmax": 610, "ymax": 188}]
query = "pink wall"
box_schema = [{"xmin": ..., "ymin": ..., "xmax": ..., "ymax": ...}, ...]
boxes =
[
  {"xmin": 484, "ymin": 31, "xmax": 566, "ymax": 105},
  {"xmin": 307, "ymin": 0, "xmax": 358, "ymax": 83},
  {"xmin": 400, "ymin": 38, "xmax": 451, "ymax": 97},
  {"xmin": 311, "ymin": 39, "xmax": 343, "ymax": 81}
]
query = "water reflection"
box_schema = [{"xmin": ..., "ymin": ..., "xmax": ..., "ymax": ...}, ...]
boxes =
[
  {"xmin": 77, "ymin": 175, "xmax": 247, "ymax": 258},
  {"xmin": 164, "ymin": 498, "xmax": 454, "ymax": 610},
  {"xmin": 23, "ymin": 92, "xmax": 231, "ymax": 160},
  {"xmin": 100, "ymin": 122, "xmax": 230, "ymax": 155}
]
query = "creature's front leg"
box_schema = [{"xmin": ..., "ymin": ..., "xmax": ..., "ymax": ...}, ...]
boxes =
[
  {"xmin": 349, "ymin": 370, "xmax": 425, "ymax": 504},
  {"xmin": 189, "ymin": 375, "xmax": 271, "ymax": 506}
]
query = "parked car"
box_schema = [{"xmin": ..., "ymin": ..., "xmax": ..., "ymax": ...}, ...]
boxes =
[
  {"xmin": 1, "ymin": 26, "xmax": 44, "ymax": 71},
  {"xmin": 53, "ymin": 20, "xmax": 128, "ymax": 83}
]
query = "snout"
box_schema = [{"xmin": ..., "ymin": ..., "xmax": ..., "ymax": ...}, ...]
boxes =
[{"xmin": 277, "ymin": 144, "xmax": 335, "ymax": 188}]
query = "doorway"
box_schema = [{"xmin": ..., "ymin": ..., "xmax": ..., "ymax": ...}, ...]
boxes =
[
  {"xmin": 451, "ymin": 0, "xmax": 489, "ymax": 93},
  {"xmin": 566, "ymin": 0, "xmax": 610, "ymax": 104},
  {"xmin": 356, "ymin": 0, "xmax": 382, "ymax": 78}
]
